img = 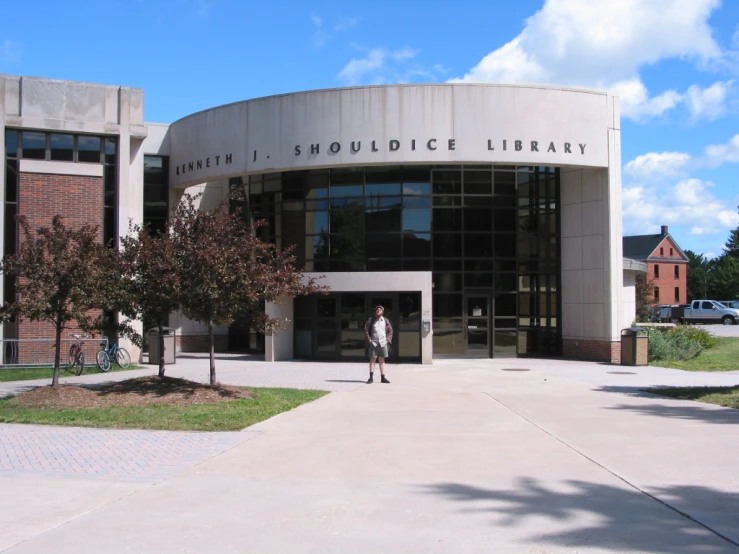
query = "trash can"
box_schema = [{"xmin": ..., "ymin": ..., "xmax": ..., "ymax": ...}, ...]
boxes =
[
  {"xmin": 148, "ymin": 327, "xmax": 176, "ymax": 365},
  {"xmin": 621, "ymin": 327, "xmax": 648, "ymax": 366}
]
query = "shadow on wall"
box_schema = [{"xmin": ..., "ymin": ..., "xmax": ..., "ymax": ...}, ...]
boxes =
[{"xmin": 417, "ymin": 478, "xmax": 738, "ymax": 552}]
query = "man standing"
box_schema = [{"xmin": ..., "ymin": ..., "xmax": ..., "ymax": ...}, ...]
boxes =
[{"xmin": 364, "ymin": 305, "xmax": 393, "ymax": 384}]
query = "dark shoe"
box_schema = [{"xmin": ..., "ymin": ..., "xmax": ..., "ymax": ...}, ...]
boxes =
[
  {"xmin": 381, "ymin": 375, "xmax": 390, "ymax": 384},
  {"xmin": 366, "ymin": 375, "xmax": 374, "ymax": 384}
]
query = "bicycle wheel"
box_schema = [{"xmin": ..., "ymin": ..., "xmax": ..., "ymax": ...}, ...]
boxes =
[
  {"xmin": 68, "ymin": 344, "xmax": 78, "ymax": 365},
  {"xmin": 74, "ymin": 351, "xmax": 85, "ymax": 376},
  {"xmin": 96, "ymin": 350, "xmax": 111, "ymax": 372},
  {"xmin": 115, "ymin": 348, "xmax": 131, "ymax": 368}
]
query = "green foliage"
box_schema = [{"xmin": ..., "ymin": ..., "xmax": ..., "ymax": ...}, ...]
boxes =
[
  {"xmin": 685, "ymin": 249, "xmax": 710, "ymax": 301},
  {"xmin": 647, "ymin": 386, "xmax": 739, "ymax": 410},
  {"xmin": 707, "ymin": 255, "xmax": 739, "ymax": 300},
  {"xmin": 646, "ymin": 326, "xmax": 718, "ymax": 362},
  {"xmin": 0, "ymin": 216, "xmax": 124, "ymax": 386},
  {"xmin": 635, "ymin": 273, "xmax": 655, "ymax": 321},
  {"xmin": 170, "ymin": 192, "xmax": 326, "ymax": 385},
  {"xmin": 119, "ymin": 223, "xmax": 181, "ymax": 377},
  {"xmin": 650, "ymin": 337, "xmax": 739, "ymax": 371}
]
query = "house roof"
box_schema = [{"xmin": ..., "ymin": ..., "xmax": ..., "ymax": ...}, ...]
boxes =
[{"xmin": 622, "ymin": 232, "xmax": 688, "ymax": 261}]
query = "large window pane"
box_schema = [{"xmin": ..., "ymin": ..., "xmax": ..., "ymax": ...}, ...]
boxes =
[
  {"xmin": 464, "ymin": 208, "xmax": 493, "ymax": 231},
  {"xmin": 433, "ymin": 294, "xmax": 462, "ymax": 317},
  {"xmin": 433, "ymin": 233, "xmax": 462, "ymax": 257},
  {"xmin": 432, "ymin": 208, "xmax": 461, "ymax": 232},
  {"xmin": 404, "ymin": 233, "xmax": 431, "ymax": 257},
  {"xmin": 403, "ymin": 209, "xmax": 431, "ymax": 232},
  {"xmin": 432, "ymin": 170, "xmax": 461, "ymax": 194},
  {"xmin": 104, "ymin": 138, "xmax": 117, "ymax": 164},
  {"xmin": 5, "ymin": 130, "xmax": 18, "ymax": 156},
  {"xmin": 50, "ymin": 134, "xmax": 74, "ymax": 161},
  {"xmin": 464, "ymin": 170, "xmax": 492, "ymax": 195},
  {"xmin": 22, "ymin": 132, "xmax": 46, "ymax": 159},
  {"xmin": 494, "ymin": 171, "xmax": 516, "ymax": 195}
]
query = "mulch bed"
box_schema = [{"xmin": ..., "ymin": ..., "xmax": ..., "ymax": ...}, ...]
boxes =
[{"xmin": 8, "ymin": 376, "xmax": 252, "ymax": 409}]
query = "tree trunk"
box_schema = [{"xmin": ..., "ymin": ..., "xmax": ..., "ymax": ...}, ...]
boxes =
[
  {"xmin": 52, "ymin": 320, "xmax": 62, "ymax": 387},
  {"xmin": 208, "ymin": 320, "xmax": 216, "ymax": 385},
  {"xmin": 158, "ymin": 323, "xmax": 166, "ymax": 378}
]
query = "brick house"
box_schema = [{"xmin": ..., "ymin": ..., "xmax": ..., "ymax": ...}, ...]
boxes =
[{"xmin": 623, "ymin": 225, "xmax": 689, "ymax": 305}]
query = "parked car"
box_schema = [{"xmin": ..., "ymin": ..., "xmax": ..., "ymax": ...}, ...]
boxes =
[
  {"xmin": 657, "ymin": 304, "xmax": 687, "ymax": 324},
  {"xmin": 682, "ymin": 300, "xmax": 739, "ymax": 325}
]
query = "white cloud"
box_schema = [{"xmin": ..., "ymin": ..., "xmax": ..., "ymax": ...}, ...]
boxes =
[
  {"xmin": 337, "ymin": 47, "xmax": 431, "ymax": 85},
  {"xmin": 624, "ymin": 151, "xmax": 691, "ymax": 180},
  {"xmin": 334, "ymin": 16, "xmax": 359, "ymax": 32},
  {"xmin": 1, "ymin": 40, "xmax": 21, "ymax": 66},
  {"xmin": 703, "ymin": 134, "xmax": 739, "ymax": 166},
  {"xmin": 623, "ymin": 178, "xmax": 739, "ymax": 237},
  {"xmin": 451, "ymin": 0, "xmax": 725, "ymax": 121},
  {"xmin": 312, "ymin": 14, "xmax": 359, "ymax": 48},
  {"xmin": 685, "ymin": 80, "xmax": 734, "ymax": 122}
]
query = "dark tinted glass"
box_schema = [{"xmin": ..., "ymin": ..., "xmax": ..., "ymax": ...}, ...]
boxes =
[
  {"xmin": 5, "ymin": 130, "xmax": 18, "ymax": 156},
  {"xmin": 77, "ymin": 136, "xmax": 102, "ymax": 163},
  {"xmin": 50, "ymin": 134, "xmax": 74, "ymax": 161},
  {"xmin": 464, "ymin": 171, "xmax": 492, "ymax": 194},
  {"xmin": 22, "ymin": 132, "xmax": 46, "ymax": 159},
  {"xmin": 432, "ymin": 208, "xmax": 461, "ymax": 232},
  {"xmin": 5, "ymin": 160, "xmax": 18, "ymax": 203},
  {"xmin": 433, "ymin": 294, "xmax": 462, "ymax": 317},
  {"xmin": 403, "ymin": 209, "xmax": 431, "ymax": 232},
  {"xmin": 433, "ymin": 233, "xmax": 461, "ymax": 257},
  {"xmin": 432, "ymin": 170, "xmax": 461, "ymax": 194},
  {"xmin": 494, "ymin": 171, "xmax": 516, "ymax": 195},
  {"xmin": 464, "ymin": 208, "xmax": 493, "ymax": 232},
  {"xmin": 104, "ymin": 138, "xmax": 117, "ymax": 164},
  {"xmin": 404, "ymin": 233, "xmax": 431, "ymax": 257},
  {"xmin": 402, "ymin": 182, "xmax": 431, "ymax": 195}
]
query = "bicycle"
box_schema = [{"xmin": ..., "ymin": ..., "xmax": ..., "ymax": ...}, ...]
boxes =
[
  {"xmin": 67, "ymin": 334, "xmax": 86, "ymax": 376},
  {"xmin": 95, "ymin": 338, "xmax": 131, "ymax": 372}
]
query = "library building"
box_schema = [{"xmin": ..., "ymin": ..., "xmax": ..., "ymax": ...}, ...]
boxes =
[{"xmin": 0, "ymin": 74, "xmax": 638, "ymax": 364}]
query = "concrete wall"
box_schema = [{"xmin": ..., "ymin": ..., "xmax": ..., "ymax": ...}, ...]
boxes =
[
  {"xmin": 168, "ymin": 84, "xmax": 614, "ymax": 188},
  {"xmin": 265, "ymin": 271, "xmax": 433, "ymax": 364},
  {"xmin": 623, "ymin": 271, "xmax": 637, "ymax": 328}
]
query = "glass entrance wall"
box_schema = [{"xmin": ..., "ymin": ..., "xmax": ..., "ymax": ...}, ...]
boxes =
[
  {"xmin": 232, "ymin": 164, "xmax": 561, "ymax": 357},
  {"xmin": 294, "ymin": 292, "xmax": 422, "ymax": 361}
]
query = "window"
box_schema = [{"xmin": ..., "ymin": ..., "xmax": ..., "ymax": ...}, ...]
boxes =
[
  {"xmin": 670, "ymin": 248, "xmax": 673, "ymax": 256},
  {"xmin": 654, "ymin": 287, "xmax": 660, "ymax": 302},
  {"xmin": 654, "ymin": 265, "xmax": 660, "ymax": 279},
  {"xmin": 49, "ymin": 134, "xmax": 74, "ymax": 161},
  {"xmin": 674, "ymin": 265, "xmax": 679, "ymax": 279},
  {"xmin": 675, "ymin": 287, "xmax": 680, "ymax": 302},
  {"xmin": 660, "ymin": 247, "xmax": 664, "ymax": 255}
]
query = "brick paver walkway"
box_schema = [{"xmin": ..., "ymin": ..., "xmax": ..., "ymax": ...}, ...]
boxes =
[{"xmin": 0, "ymin": 424, "xmax": 257, "ymax": 482}]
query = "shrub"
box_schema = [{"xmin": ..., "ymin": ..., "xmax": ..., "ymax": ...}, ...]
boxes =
[
  {"xmin": 646, "ymin": 327, "xmax": 704, "ymax": 362},
  {"xmin": 670, "ymin": 326, "xmax": 718, "ymax": 349}
]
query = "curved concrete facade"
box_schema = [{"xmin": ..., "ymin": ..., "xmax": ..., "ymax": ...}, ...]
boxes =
[{"xmin": 168, "ymin": 84, "xmax": 618, "ymax": 188}]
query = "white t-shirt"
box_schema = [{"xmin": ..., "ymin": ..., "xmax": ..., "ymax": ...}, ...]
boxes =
[{"xmin": 371, "ymin": 317, "xmax": 387, "ymax": 347}]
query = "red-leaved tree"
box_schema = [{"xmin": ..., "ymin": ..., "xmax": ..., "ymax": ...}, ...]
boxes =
[
  {"xmin": 119, "ymin": 223, "xmax": 181, "ymax": 377},
  {"xmin": 171, "ymin": 193, "xmax": 326, "ymax": 385},
  {"xmin": 0, "ymin": 216, "xmax": 121, "ymax": 386}
]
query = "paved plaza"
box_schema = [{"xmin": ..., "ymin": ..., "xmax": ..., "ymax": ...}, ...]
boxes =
[{"xmin": 1, "ymin": 355, "xmax": 738, "ymax": 553}]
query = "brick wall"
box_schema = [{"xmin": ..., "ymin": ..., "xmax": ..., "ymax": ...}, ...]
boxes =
[
  {"xmin": 563, "ymin": 339, "xmax": 621, "ymax": 363},
  {"xmin": 649, "ymin": 237, "xmax": 688, "ymax": 305},
  {"xmin": 15, "ymin": 172, "xmax": 104, "ymax": 363}
]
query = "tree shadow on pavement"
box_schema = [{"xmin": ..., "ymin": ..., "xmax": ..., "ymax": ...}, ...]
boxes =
[
  {"xmin": 417, "ymin": 478, "xmax": 739, "ymax": 553},
  {"xmin": 595, "ymin": 386, "xmax": 739, "ymax": 425}
]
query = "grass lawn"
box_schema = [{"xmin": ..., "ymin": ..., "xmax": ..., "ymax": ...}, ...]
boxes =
[
  {"xmin": 647, "ymin": 386, "xmax": 739, "ymax": 410},
  {"xmin": 0, "ymin": 364, "xmax": 145, "ymax": 383},
  {"xmin": 650, "ymin": 337, "xmax": 739, "ymax": 372},
  {"xmin": 0, "ymin": 387, "xmax": 328, "ymax": 431}
]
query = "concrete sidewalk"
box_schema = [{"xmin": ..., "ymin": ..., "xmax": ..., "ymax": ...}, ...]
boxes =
[{"xmin": 1, "ymin": 358, "xmax": 739, "ymax": 552}]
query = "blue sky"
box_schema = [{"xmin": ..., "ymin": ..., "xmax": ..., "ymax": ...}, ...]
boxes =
[{"xmin": 1, "ymin": 0, "xmax": 738, "ymax": 257}]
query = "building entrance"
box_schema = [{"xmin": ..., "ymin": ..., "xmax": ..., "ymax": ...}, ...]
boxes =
[
  {"xmin": 464, "ymin": 294, "xmax": 490, "ymax": 357},
  {"xmin": 293, "ymin": 292, "xmax": 422, "ymax": 362}
]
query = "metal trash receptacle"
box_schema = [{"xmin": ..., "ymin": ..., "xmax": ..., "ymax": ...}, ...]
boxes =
[
  {"xmin": 621, "ymin": 328, "xmax": 648, "ymax": 366},
  {"xmin": 148, "ymin": 327, "xmax": 176, "ymax": 365}
]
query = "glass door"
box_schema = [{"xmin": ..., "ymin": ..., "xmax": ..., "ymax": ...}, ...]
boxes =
[{"xmin": 464, "ymin": 294, "xmax": 491, "ymax": 357}]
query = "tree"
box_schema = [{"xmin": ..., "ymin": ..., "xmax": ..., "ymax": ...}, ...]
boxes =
[
  {"xmin": 171, "ymin": 193, "xmax": 325, "ymax": 385},
  {"xmin": 119, "ymin": 223, "xmax": 180, "ymax": 377},
  {"xmin": 635, "ymin": 273, "xmax": 655, "ymax": 321},
  {"xmin": 708, "ymin": 255, "xmax": 739, "ymax": 300},
  {"xmin": 685, "ymin": 249, "xmax": 711, "ymax": 301},
  {"xmin": 0, "ymin": 216, "xmax": 120, "ymax": 386},
  {"xmin": 723, "ymin": 208, "xmax": 739, "ymax": 258}
]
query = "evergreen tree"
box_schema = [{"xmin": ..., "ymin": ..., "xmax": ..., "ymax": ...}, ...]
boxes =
[
  {"xmin": 723, "ymin": 206, "xmax": 739, "ymax": 258},
  {"xmin": 685, "ymin": 249, "xmax": 710, "ymax": 301}
]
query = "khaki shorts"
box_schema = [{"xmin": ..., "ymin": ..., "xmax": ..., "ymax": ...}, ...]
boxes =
[{"xmin": 368, "ymin": 343, "xmax": 389, "ymax": 359}]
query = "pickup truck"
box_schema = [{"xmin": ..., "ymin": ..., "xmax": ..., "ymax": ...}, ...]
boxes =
[{"xmin": 679, "ymin": 300, "xmax": 739, "ymax": 325}]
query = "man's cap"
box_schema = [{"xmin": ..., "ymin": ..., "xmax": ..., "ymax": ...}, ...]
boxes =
[{"xmin": 375, "ymin": 305, "xmax": 384, "ymax": 310}]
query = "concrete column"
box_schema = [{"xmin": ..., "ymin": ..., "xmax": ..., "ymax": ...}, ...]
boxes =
[
  {"xmin": 0, "ymin": 76, "xmax": 6, "ymax": 338},
  {"xmin": 265, "ymin": 297, "xmax": 294, "ymax": 361}
]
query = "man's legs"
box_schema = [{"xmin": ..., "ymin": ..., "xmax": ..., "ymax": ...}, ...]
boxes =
[
  {"xmin": 367, "ymin": 356, "xmax": 376, "ymax": 383},
  {"xmin": 378, "ymin": 357, "xmax": 390, "ymax": 383}
]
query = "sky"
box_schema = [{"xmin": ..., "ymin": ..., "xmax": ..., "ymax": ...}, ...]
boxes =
[{"xmin": 1, "ymin": 0, "xmax": 739, "ymax": 257}]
